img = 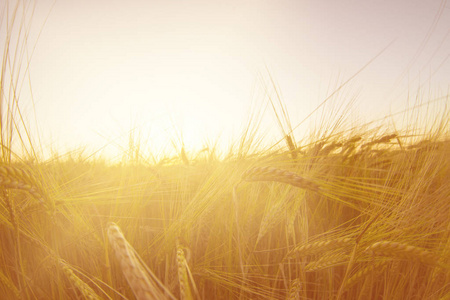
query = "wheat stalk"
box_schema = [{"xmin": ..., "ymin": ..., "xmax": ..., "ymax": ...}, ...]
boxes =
[
  {"xmin": 107, "ymin": 222, "xmax": 171, "ymax": 300},
  {"xmin": 364, "ymin": 241, "xmax": 443, "ymax": 267},
  {"xmin": 242, "ymin": 166, "xmax": 320, "ymax": 192}
]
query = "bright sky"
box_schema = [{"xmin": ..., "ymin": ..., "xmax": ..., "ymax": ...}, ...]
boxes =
[{"xmin": 3, "ymin": 0, "xmax": 450, "ymax": 161}]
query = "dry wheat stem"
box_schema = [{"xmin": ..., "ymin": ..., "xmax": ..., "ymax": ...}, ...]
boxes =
[{"xmin": 242, "ymin": 166, "xmax": 320, "ymax": 192}]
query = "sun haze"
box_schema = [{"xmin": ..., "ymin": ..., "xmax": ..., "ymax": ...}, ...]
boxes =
[{"xmin": 5, "ymin": 0, "xmax": 450, "ymax": 160}]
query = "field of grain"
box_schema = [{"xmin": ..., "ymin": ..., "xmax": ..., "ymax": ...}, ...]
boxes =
[
  {"xmin": 1, "ymin": 2, "xmax": 449, "ymax": 300},
  {"xmin": 0, "ymin": 117, "xmax": 449, "ymax": 299}
]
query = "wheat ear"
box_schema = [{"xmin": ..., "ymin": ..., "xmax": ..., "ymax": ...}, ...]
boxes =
[
  {"xmin": 107, "ymin": 222, "xmax": 171, "ymax": 300},
  {"xmin": 176, "ymin": 243, "xmax": 194, "ymax": 300},
  {"xmin": 285, "ymin": 134, "xmax": 298, "ymax": 159},
  {"xmin": 365, "ymin": 241, "xmax": 443, "ymax": 267},
  {"xmin": 0, "ymin": 165, "xmax": 47, "ymax": 208},
  {"xmin": 344, "ymin": 261, "xmax": 387, "ymax": 288},
  {"xmin": 304, "ymin": 252, "xmax": 349, "ymax": 272},
  {"xmin": 59, "ymin": 261, "xmax": 101, "ymax": 300},
  {"xmin": 285, "ymin": 237, "xmax": 353, "ymax": 260},
  {"xmin": 287, "ymin": 278, "xmax": 302, "ymax": 300},
  {"xmin": 242, "ymin": 166, "xmax": 320, "ymax": 192},
  {"xmin": 0, "ymin": 268, "xmax": 20, "ymax": 299}
]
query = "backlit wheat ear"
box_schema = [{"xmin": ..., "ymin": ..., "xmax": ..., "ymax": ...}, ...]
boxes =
[
  {"xmin": 362, "ymin": 133, "xmax": 398, "ymax": 148},
  {"xmin": 242, "ymin": 166, "xmax": 320, "ymax": 192},
  {"xmin": 285, "ymin": 237, "xmax": 353, "ymax": 260},
  {"xmin": 0, "ymin": 165, "xmax": 47, "ymax": 208},
  {"xmin": 344, "ymin": 261, "xmax": 387, "ymax": 288},
  {"xmin": 287, "ymin": 278, "xmax": 302, "ymax": 300},
  {"xmin": 3, "ymin": 195, "xmax": 18, "ymax": 235},
  {"xmin": 176, "ymin": 243, "xmax": 193, "ymax": 300},
  {"xmin": 107, "ymin": 222, "xmax": 170, "ymax": 300},
  {"xmin": 181, "ymin": 147, "xmax": 189, "ymax": 165},
  {"xmin": 0, "ymin": 268, "xmax": 20, "ymax": 299},
  {"xmin": 318, "ymin": 141, "xmax": 343, "ymax": 156},
  {"xmin": 364, "ymin": 241, "xmax": 443, "ymax": 267},
  {"xmin": 59, "ymin": 261, "xmax": 101, "ymax": 300},
  {"xmin": 285, "ymin": 134, "xmax": 298, "ymax": 159},
  {"xmin": 304, "ymin": 252, "xmax": 348, "ymax": 272}
]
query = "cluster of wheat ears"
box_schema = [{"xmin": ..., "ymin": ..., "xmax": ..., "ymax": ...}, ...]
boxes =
[{"xmin": 0, "ymin": 128, "xmax": 449, "ymax": 299}]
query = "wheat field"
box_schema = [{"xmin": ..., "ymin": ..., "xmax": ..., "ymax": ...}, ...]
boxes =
[
  {"xmin": 0, "ymin": 118, "xmax": 449, "ymax": 299},
  {"xmin": 1, "ymin": 3, "xmax": 450, "ymax": 300}
]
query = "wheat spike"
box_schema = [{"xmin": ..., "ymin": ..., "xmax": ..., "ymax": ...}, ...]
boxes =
[
  {"xmin": 285, "ymin": 134, "xmax": 298, "ymax": 159},
  {"xmin": 0, "ymin": 268, "xmax": 20, "ymax": 299},
  {"xmin": 0, "ymin": 165, "xmax": 47, "ymax": 208},
  {"xmin": 287, "ymin": 278, "xmax": 302, "ymax": 300},
  {"xmin": 60, "ymin": 261, "xmax": 101, "ymax": 300},
  {"xmin": 242, "ymin": 166, "xmax": 320, "ymax": 192},
  {"xmin": 107, "ymin": 222, "xmax": 170, "ymax": 300},
  {"xmin": 318, "ymin": 141, "xmax": 343, "ymax": 156},
  {"xmin": 304, "ymin": 252, "xmax": 348, "ymax": 272},
  {"xmin": 345, "ymin": 261, "xmax": 387, "ymax": 288},
  {"xmin": 365, "ymin": 241, "xmax": 442, "ymax": 267},
  {"xmin": 3, "ymin": 194, "xmax": 18, "ymax": 234},
  {"xmin": 286, "ymin": 237, "xmax": 353, "ymax": 260},
  {"xmin": 176, "ymin": 243, "xmax": 193, "ymax": 300}
]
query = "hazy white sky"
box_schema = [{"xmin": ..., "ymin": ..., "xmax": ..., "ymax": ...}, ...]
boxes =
[{"xmin": 3, "ymin": 0, "xmax": 450, "ymax": 160}]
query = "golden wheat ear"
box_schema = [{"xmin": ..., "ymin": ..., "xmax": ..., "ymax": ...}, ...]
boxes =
[
  {"xmin": 0, "ymin": 165, "xmax": 49, "ymax": 208},
  {"xmin": 59, "ymin": 260, "xmax": 101, "ymax": 300},
  {"xmin": 107, "ymin": 222, "xmax": 175, "ymax": 300},
  {"xmin": 365, "ymin": 241, "xmax": 446, "ymax": 268},
  {"xmin": 176, "ymin": 242, "xmax": 198, "ymax": 300},
  {"xmin": 285, "ymin": 237, "xmax": 353, "ymax": 260},
  {"xmin": 241, "ymin": 166, "xmax": 320, "ymax": 192}
]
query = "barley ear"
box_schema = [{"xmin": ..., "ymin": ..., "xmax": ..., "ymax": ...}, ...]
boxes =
[
  {"xmin": 0, "ymin": 268, "xmax": 20, "ymax": 299},
  {"xmin": 107, "ymin": 222, "xmax": 171, "ymax": 300},
  {"xmin": 242, "ymin": 166, "xmax": 320, "ymax": 192},
  {"xmin": 285, "ymin": 134, "xmax": 298, "ymax": 159},
  {"xmin": 287, "ymin": 278, "xmax": 302, "ymax": 300},
  {"xmin": 176, "ymin": 243, "xmax": 194, "ymax": 300},
  {"xmin": 59, "ymin": 261, "xmax": 101, "ymax": 300},
  {"xmin": 0, "ymin": 165, "xmax": 49, "ymax": 210},
  {"xmin": 285, "ymin": 237, "xmax": 353, "ymax": 260},
  {"xmin": 365, "ymin": 241, "xmax": 444, "ymax": 268}
]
